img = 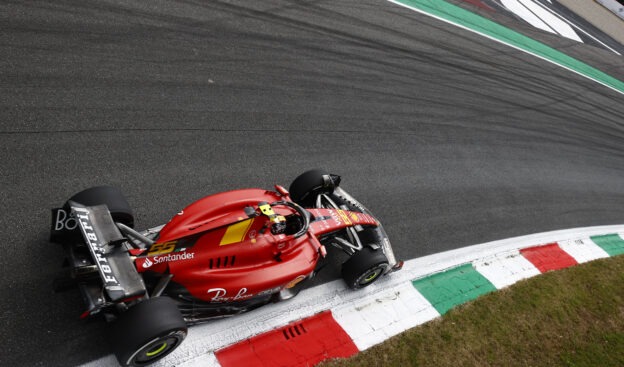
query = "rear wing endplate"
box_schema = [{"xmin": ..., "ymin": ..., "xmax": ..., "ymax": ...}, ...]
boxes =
[{"xmin": 67, "ymin": 202, "xmax": 146, "ymax": 302}]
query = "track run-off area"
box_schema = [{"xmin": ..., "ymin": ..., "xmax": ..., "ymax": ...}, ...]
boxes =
[{"xmin": 1, "ymin": 0, "xmax": 624, "ymax": 366}]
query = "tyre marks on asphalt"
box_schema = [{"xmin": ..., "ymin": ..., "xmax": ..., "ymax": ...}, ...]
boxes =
[
  {"xmin": 387, "ymin": 0, "xmax": 624, "ymax": 95},
  {"xmin": 458, "ymin": 0, "xmax": 496, "ymax": 12}
]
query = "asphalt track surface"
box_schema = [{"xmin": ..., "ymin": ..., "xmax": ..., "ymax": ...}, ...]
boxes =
[{"xmin": 1, "ymin": 1, "xmax": 624, "ymax": 366}]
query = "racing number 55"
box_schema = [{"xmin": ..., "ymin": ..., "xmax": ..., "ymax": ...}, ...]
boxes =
[{"xmin": 147, "ymin": 241, "xmax": 177, "ymax": 256}]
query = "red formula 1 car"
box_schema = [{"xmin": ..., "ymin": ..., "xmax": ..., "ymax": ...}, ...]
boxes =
[{"xmin": 51, "ymin": 170, "xmax": 402, "ymax": 366}]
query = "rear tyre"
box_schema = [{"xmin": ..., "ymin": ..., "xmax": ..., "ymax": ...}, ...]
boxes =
[
  {"xmin": 341, "ymin": 247, "xmax": 388, "ymax": 289},
  {"xmin": 108, "ymin": 297, "xmax": 187, "ymax": 367},
  {"xmin": 64, "ymin": 186, "xmax": 134, "ymax": 227},
  {"xmin": 289, "ymin": 169, "xmax": 332, "ymax": 207}
]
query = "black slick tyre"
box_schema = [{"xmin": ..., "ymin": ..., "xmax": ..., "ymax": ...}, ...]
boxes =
[
  {"xmin": 289, "ymin": 169, "xmax": 332, "ymax": 207},
  {"xmin": 341, "ymin": 247, "xmax": 388, "ymax": 289},
  {"xmin": 108, "ymin": 297, "xmax": 187, "ymax": 367},
  {"xmin": 64, "ymin": 186, "xmax": 134, "ymax": 227}
]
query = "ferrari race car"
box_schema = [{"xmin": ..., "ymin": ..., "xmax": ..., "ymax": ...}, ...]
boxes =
[{"xmin": 50, "ymin": 170, "xmax": 403, "ymax": 366}]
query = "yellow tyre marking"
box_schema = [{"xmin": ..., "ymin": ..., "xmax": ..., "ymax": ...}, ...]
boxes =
[{"xmin": 145, "ymin": 342, "xmax": 168, "ymax": 357}]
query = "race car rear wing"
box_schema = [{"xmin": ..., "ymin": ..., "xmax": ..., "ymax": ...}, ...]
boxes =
[{"xmin": 53, "ymin": 202, "xmax": 146, "ymax": 303}]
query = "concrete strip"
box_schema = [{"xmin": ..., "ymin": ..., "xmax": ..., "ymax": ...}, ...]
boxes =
[
  {"xmin": 556, "ymin": 0, "xmax": 624, "ymax": 45},
  {"xmin": 597, "ymin": 0, "xmax": 624, "ymax": 20}
]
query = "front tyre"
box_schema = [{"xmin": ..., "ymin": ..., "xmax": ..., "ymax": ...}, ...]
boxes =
[
  {"xmin": 341, "ymin": 247, "xmax": 389, "ymax": 289},
  {"xmin": 289, "ymin": 169, "xmax": 335, "ymax": 207},
  {"xmin": 108, "ymin": 297, "xmax": 187, "ymax": 367}
]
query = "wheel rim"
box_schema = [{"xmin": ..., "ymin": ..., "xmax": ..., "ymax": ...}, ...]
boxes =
[
  {"xmin": 133, "ymin": 333, "xmax": 184, "ymax": 365},
  {"xmin": 358, "ymin": 266, "xmax": 383, "ymax": 286},
  {"xmin": 145, "ymin": 342, "xmax": 168, "ymax": 357}
]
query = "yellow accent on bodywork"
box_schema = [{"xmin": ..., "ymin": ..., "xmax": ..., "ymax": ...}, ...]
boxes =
[
  {"xmin": 259, "ymin": 203, "xmax": 275, "ymax": 216},
  {"xmin": 148, "ymin": 241, "xmax": 177, "ymax": 255},
  {"xmin": 337, "ymin": 210, "xmax": 353, "ymax": 225},
  {"xmin": 220, "ymin": 218, "xmax": 254, "ymax": 246},
  {"xmin": 259, "ymin": 203, "xmax": 285, "ymax": 224}
]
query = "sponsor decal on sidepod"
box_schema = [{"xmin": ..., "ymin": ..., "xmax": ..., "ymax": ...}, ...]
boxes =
[{"xmin": 142, "ymin": 252, "xmax": 195, "ymax": 269}]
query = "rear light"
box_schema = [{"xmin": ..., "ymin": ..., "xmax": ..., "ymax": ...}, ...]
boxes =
[{"xmin": 121, "ymin": 294, "xmax": 145, "ymax": 303}]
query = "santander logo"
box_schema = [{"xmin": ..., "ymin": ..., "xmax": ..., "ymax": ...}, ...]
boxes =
[
  {"xmin": 142, "ymin": 252, "xmax": 195, "ymax": 269},
  {"xmin": 142, "ymin": 258, "xmax": 154, "ymax": 269}
]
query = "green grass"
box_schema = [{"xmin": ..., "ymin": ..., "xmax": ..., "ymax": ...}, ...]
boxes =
[{"xmin": 321, "ymin": 256, "xmax": 624, "ymax": 367}]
